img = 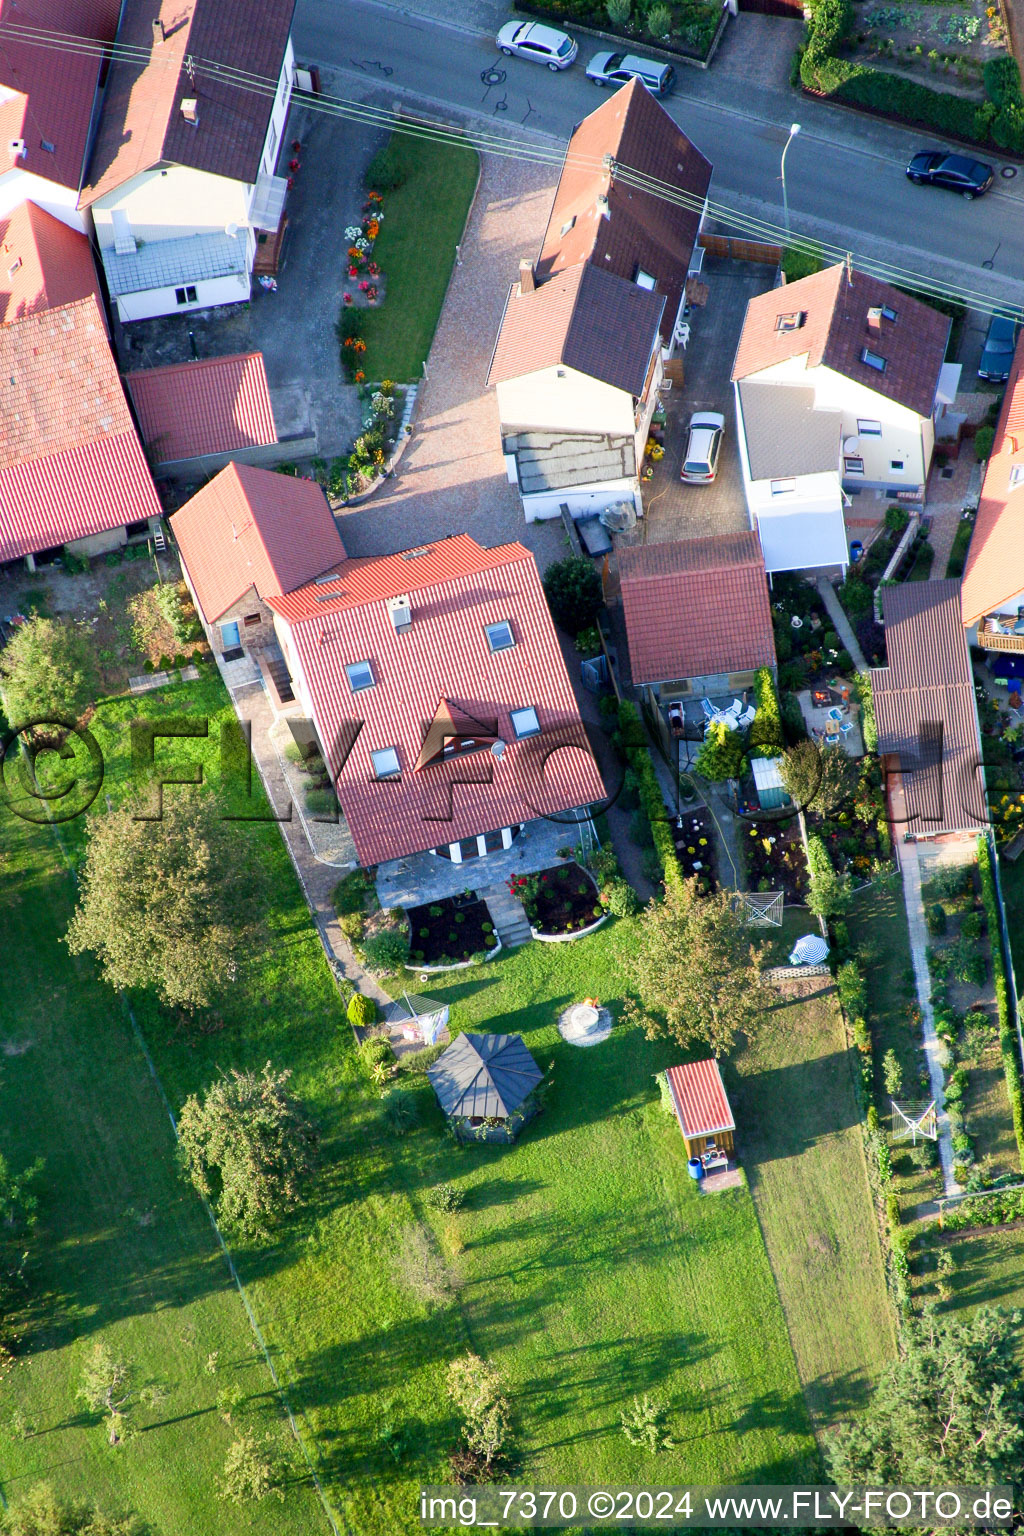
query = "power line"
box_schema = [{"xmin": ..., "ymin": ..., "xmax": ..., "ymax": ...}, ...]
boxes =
[{"xmin": 2, "ymin": 20, "xmax": 1021, "ymax": 315}]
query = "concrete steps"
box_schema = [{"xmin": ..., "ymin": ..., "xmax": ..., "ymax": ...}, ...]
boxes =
[{"xmin": 478, "ymin": 883, "xmax": 533, "ymax": 948}]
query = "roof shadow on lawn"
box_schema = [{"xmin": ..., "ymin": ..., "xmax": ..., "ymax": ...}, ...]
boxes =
[{"xmin": 725, "ymin": 1047, "xmax": 862, "ymax": 1166}]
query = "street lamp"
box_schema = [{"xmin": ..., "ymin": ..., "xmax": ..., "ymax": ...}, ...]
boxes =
[{"xmin": 780, "ymin": 123, "xmax": 801, "ymax": 248}]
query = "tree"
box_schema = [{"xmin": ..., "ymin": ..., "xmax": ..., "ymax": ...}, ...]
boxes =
[
  {"xmin": 647, "ymin": 1, "xmax": 672, "ymax": 36},
  {"xmin": 446, "ymin": 1354, "xmax": 514, "ymax": 1477},
  {"xmin": 65, "ymin": 796, "xmax": 263, "ymax": 1012},
  {"xmin": 0, "ymin": 1483, "xmax": 143, "ymax": 1535},
  {"xmin": 0, "ymin": 1153, "xmax": 42, "ymax": 1327},
  {"xmin": 780, "ymin": 741, "xmax": 857, "ymax": 815},
  {"xmin": 541, "ymin": 556, "xmax": 603, "ymax": 637},
  {"xmin": 177, "ymin": 1063, "xmax": 318, "ymax": 1237},
  {"xmin": 805, "ymin": 834, "xmax": 852, "ymax": 919},
  {"xmin": 128, "ymin": 583, "xmax": 193, "ymax": 665},
  {"xmin": 826, "ymin": 1307, "xmax": 1024, "ymax": 1485},
  {"xmin": 882, "ymin": 1048, "xmax": 903, "ymax": 1098},
  {"xmin": 606, "ymin": 0, "xmax": 631, "ymax": 22},
  {"xmin": 0, "ymin": 617, "xmax": 98, "ymax": 728},
  {"xmin": 694, "ymin": 721, "xmax": 745, "ymax": 783},
  {"xmin": 78, "ymin": 1343, "xmax": 134, "ymax": 1446},
  {"xmin": 216, "ymin": 1433, "xmax": 283, "ymax": 1504},
  {"xmin": 625, "ymin": 880, "xmax": 773, "ymax": 1055},
  {"xmin": 621, "ymin": 1393, "xmax": 674, "ymax": 1452}
]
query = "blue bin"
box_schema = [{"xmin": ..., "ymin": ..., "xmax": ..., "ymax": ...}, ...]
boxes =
[{"xmin": 687, "ymin": 1157, "xmax": 704, "ymax": 1182}]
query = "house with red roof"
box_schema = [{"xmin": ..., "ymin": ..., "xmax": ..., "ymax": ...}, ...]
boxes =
[
  {"xmin": 0, "ymin": 201, "xmax": 104, "ymax": 324},
  {"xmin": 0, "ymin": 293, "xmax": 161, "ymax": 567},
  {"xmin": 618, "ymin": 534, "xmax": 776, "ymax": 733},
  {"xmin": 79, "ymin": 0, "xmax": 296, "ymax": 321},
  {"xmin": 169, "ymin": 462, "xmax": 346, "ymax": 662},
  {"xmin": 487, "ymin": 79, "xmax": 711, "ymax": 523},
  {"xmin": 732, "ymin": 265, "xmax": 956, "ymax": 576},
  {"xmin": 961, "ymin": 330, "xmax": 1024, "ymax": 655},
  {"xmin": 0, "ymin": 0, "xmax": 121, "ymax": 231},
  {"xmin": 127, "ymin": 353, "xmax": 282, "ymax": 475}
]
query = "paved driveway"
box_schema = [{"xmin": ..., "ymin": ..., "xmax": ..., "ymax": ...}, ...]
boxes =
[
  {"xmin": 642, "ymin": 258, "xmax": 773, "ymax": 545},
  {"xmin": 335, "ymin": 151, "xmax": 566, "ymax": 571}
]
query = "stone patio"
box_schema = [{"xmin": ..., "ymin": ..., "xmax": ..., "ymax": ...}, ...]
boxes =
[
  {"xmin": 375, "ymin": 812, "xmax": 594, "ymax": 909},
  {"xmin": 797, "ymin": 683, "xmax": 865, "ymax": 757}
]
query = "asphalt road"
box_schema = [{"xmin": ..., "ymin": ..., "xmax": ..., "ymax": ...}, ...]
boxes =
[{"xmin": 294, "ymin": 0, "xmax": 1024, "ymax": 314}]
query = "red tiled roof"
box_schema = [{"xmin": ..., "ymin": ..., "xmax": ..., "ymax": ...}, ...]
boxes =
[
  {"xmin": 665, "ymin": 1060, "xmax": 735, "ymax": 1139},
  {"xmin": 962, "ymin": 330, "xmax": 1024, "ymax": 625},
  {"xmin": 0, "ymin": 201, "xmax": 103, "ymax": 325},
  {"xmin": 537, "ymin": 77, "xmax": 711, "ymax": 344},
  {"xmin": 82, "ymin": 0, "xmax": 295, "ymax": 205},
  {"xmin": 487, "ymin": 262, "xmax": 663, "ymax": 396},
  {"xmin": 618, "ymin": 534, "xmax": 776, "ymax": 685},
  {"xmin": 169, "ymin": 463, "xmax": 345, "ymax": 624},
  {"xmin": 871, "ymin": 580, "xmax": 986, "ymax": 836},
  {"xmin": 271, "ymin": 535, "xmax": 607, "ymax": 867},
  {"xmin": 732, "ymin": 265, "xmax": 950, "ymax": 419},
  {"xmin": 127, "ymin": 353, "xmax": 277, "ymax": 465},
  {"xmin": 0, "ymin": 0, "xmax": 120, "ymax": 192},
  {"xmin": 0, "ymin": 293, "xmax": 159, "ymax": 561}
]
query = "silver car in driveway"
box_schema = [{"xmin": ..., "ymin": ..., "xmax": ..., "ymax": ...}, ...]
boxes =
[
  {"xmin": 680, "ymin": 411, "xmax": 726, "ymax": 483},
  {"xmin": 496, "ymin": 20, "xmax": 578, "ymax": 69}
]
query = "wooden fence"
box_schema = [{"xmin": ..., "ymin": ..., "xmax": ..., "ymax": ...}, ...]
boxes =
[{"xmin": 699, "ymin": 232, "xmax": 783, "ymax": 264}]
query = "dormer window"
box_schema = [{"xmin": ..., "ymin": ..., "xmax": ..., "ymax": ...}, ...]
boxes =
[
  {"xmin": 775, "ymin": 311, "xmax": 805, "ymax": 333},
  {"xmin": 485, "ymin": 621, "xmax": 515, "ymax": 653},
  {"xmin": 371, "ymin": 747, "xmax": 400, "ymax": 780},
  {"xmin": 560, "ymin": 215, "xmax": 576, "ymax": 236},
  {"xmin": 634, "ymin": 267, "xmax": 657, "ymax": 291},
  {"xmin": 1010, "ymin": 464, "xmax": 1024, "ymax": 490},
  {"xmin": 861, "ymin": 347, "xmax": 887, "ymax": 372},
  {"xmin": 880, "ymin": 304, "xmax": 898, "ymax": 322},
  {"xmin": 510, "ymin": 706, "xmax": 541, "ymax": 739},
  {"xmin": 345, "ymin": 659, "xmax": 374, "ymax": 692}
]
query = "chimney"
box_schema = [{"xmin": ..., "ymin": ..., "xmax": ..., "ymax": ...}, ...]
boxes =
[
  {"xmin": 386, "ymin": 593, "xmax": 412, "ymax": 634},
  {"xmin": 180, "ymin": 97, "xmax": 199, "ymax": 126},
  {"xmin": 866, "ymin": 306, "xmax": 882, "ymax": 334},
  {"xmin": 152, "ymin": 16, "xmax": 165, "ymax": 44},
  {"xmin": 518, "ymin": 258, "xmax": 534, "ymax": 295},
  {"xmin": 595, "ymin": 193, "xmax": 610, "ymax": 220}
]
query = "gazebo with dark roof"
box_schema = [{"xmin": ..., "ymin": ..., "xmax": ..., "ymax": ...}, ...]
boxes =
[{"xmin": 428, "ymin": 1033, "xmax": 543, "ymax": 1138}]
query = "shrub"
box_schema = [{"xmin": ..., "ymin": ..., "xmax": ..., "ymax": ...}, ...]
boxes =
[
  {"xmin": 365, "ymin": 136, "xmax": 407, "ymax": 191},
  {"xmin": 926, "ymin": 902, "xmax": 947, "ymax": 936},
  {"xmin": 304, "ymin": 787, "xmax": 337, "ymax": 816},
  {"xmin": 806, "ymin": 834, "xmax": 852, "ymax": 917},
  {"xmin": 885, "ymin": 504, "xmax": 910, "ymax": 534},
  {"xmin": 960, "ymin": 910, "xmax": 983, "ymax": 940},
  {"xmin": 347, "ymin": 992, "xmax": 378, "ymax": 1029},
  {"xmin": 647, "ymin": 1, "xmax": 672, "ymax": 35},
  {"xmin": 974, "ymin": 424, "xmax": 995, "ymax": 462},
  {"xmin": 427, "ymin": 1182, "xmax": 465, "ymax": 1213},
  {"xmin": 363, "ymin": 928, "xmax": 409, "ymax": 975},
  {"xmin": 542, "ymin": 555, "xmax": 603, "ymax": 636},
  {"xmin": 602, "ymin": 876, "xmax": 640, "ymax": 916},
  {"xmin": 382, "ymin": 1088, "xmax": 418, "ymax": 1135},
  {"xmin": 748, "ymin": 667, "xmax": 784, "ymax": 758},
  {"xmin": 606, "ymin": 0, "xmax": 631, "ymax": 20},
  {"xmin": 359, "ymin": 1035, "xmax": 394, "ymax": 1071}
]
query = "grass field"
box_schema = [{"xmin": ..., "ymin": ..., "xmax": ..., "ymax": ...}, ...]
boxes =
[
  {"xmin": 357, "ymin": 133, "xmax": 479, "ymax": 382},
  {"xmin": 996, "ymin": 851, "xmax": 1024, "ymax": 992},
  {"xmin": 1, "ymin": 670, "xmax": 823, "ymax": 1529},
  {"xmin": 729, "ymin": 911, "xmax": 895, "ymax": 1429},
  {"xmin": 0, "ymin": 799, "xmax": 324, "ymax": 1534}
]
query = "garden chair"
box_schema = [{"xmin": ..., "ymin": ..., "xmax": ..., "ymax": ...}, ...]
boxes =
[
  {"xmin": 700, "ymin": 697, "xmax": 716, "ymax": 722},
  {"xmin": 737, "ymin": 704, "xmax": 756, "ymax": 729}
]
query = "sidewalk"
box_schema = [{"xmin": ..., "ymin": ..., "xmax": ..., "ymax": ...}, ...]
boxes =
[
  {"xmin": 897, "ymin": 839, "xmax": 960, "ymax": 1196},
  {"xmin": 816, "ymin": 574, "xmax": 868, "ymax": 673}
]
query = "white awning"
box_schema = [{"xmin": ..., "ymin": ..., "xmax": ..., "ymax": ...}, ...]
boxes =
[
  {"xmin": 249, "ymin": 172, "xmax": 288, "ymax": 232},
  {"xmin": 935, "ymin": 362, "xmax": 962, "ymax": 408}
]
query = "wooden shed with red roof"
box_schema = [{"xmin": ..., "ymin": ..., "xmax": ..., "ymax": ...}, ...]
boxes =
[{"xmin": 664, "ymin": 1060, "xmax": 735, "ymax": 1159}]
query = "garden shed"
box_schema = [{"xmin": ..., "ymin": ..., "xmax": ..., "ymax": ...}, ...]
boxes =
[
  {"xmin": 664, "ymin": 1060, "xmax": 735, "ymax": 1158},
  {"xmin": 382, "ymin": 992, "xmax": 449, "ymax": 1046},
  {"xmin": 752, "ymin": 756, "xmax": 790, "ymax": 811},
  {"xmin": 428, "ymin": 1032, "xmax": 543, "ymax": 1143}
]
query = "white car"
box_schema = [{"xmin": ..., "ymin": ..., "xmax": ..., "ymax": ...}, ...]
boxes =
[
  {"xmin": 680, "ymin": 411, "xmax": 725, "ymax": 483},
  {"xmin": 496, "ymin": 20, "xmax": 578, "ymax": 70}
]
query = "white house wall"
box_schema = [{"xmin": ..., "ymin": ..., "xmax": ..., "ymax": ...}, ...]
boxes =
[
  {"xmin": 521, "ymin": 477, "xmax": 640, "ymax": 523},
  {"xmin": 273, "ymin": 614, "xmax": 317, "ymax": 721},
  {"xmin": 496, "ymin": 366, "xmax": 634, "ymax": 438},
  {"xmin": 92, "ymin": 166, "xmax": 250, "ymax": 250},
  {"xmin": 0, "ymin": 169, "xmax": 86, "ymax": 231},
  {"xmin": 113, "ymin": 267, "xmax": 251, "ymax": 322},
  {"xmin": 258, "ymin": 36, "xmax": 294, "ymax": 179}
]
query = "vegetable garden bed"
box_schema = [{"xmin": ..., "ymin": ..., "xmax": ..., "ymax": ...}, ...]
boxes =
[{"xmin": 407, "ymin": 896, "xmax": 495, "ymax": 966}]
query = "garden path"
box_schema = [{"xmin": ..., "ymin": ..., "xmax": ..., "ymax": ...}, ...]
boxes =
[{"xmin": 816, "ymin": 574, "xmax": 868, "ymax": 673}]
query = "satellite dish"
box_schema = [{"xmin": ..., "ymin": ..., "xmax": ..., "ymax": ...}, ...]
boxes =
[
  {"xmin": 843, "ymin": 435, "xmax": 859, "ymax": 453},
  {"xmin": 225, "ymin": 221, "xmax": 239, "ymax": 238},
  {"xmin": 490, "ymin": 741, "xmax": 506, "ymax": 759}
]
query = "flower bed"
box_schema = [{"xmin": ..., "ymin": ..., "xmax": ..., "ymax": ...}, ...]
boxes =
[
  {"xmin": 513, "ymin": 0, "xmax": 725, "ymax": 62},
  {"xmin": 671, "ymin": 808, "xmax": 718, "ymax": 894},
  {"xmin": 510, "ymin": 863, "xmax": 603, "ymax": 937},
  {"xmin": 807, "ymin": 756, "xmax": 891, "ymax": 877},
  {"xmin": 743, "ymin": 817, "xmax": 809, "ymax": 901},
  {"xmin": 407, "ymin": 896, "xmax": 496, "ymax": 967},
  {"xmin": 771, "ymin": 572, "xmax": 855, "ymax": 695}
]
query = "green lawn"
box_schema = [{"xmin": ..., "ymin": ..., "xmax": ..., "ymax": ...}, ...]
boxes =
[
  {"xmin": 997, "ymin": 851, "xmax": 1024, "ymax": 993},
  {"xmin": 358, "ymin": 133, "xmax": 479, "ymax": 382},
  {"xmin": 729, "ymin": 913, "xmax": 895, "ymax": 1430},
  {"xmin": 7, "ymin": 670, "xmax": 823, "ymax": 1527},
  {"xmin": 0, "ymin": 797, "xmax": 323, "ymax": 1535}
]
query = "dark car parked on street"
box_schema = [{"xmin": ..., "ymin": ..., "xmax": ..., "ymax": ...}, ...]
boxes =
[
  {"xmin": 906, "ymin": 150, "xmax": 994, "ymax": 199},
  {"xmin": 978, "ymin": 313, "xmax": 1019, "ymax": 382}
]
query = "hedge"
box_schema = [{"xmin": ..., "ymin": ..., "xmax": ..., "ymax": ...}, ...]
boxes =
[
  {"xmin": 748, "ymin": 667, "xmax": 784, "ymax": 760},
  {"xmin": 619, "ymin": 700, "xmax": 686, "ymax": 900},
  {"xmin": 855, "ymin": 670, "xmax": 878, "ymax": 754},
  {"xmin": 977, "ymin": 834, "xmax": 1024, "ymax": 1169},
  {"xmin": 800, "ymin": 0, "xmax": 1024, "ymax": 154},
  {"xmin": 513, "ymin": 0, "xmax": 723, "ymax": 58}
]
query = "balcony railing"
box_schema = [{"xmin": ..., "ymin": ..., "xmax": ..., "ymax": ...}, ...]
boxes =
[{"xmin": 978, "ymin": 629, "xmax": 1024, "ymax": 652}]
